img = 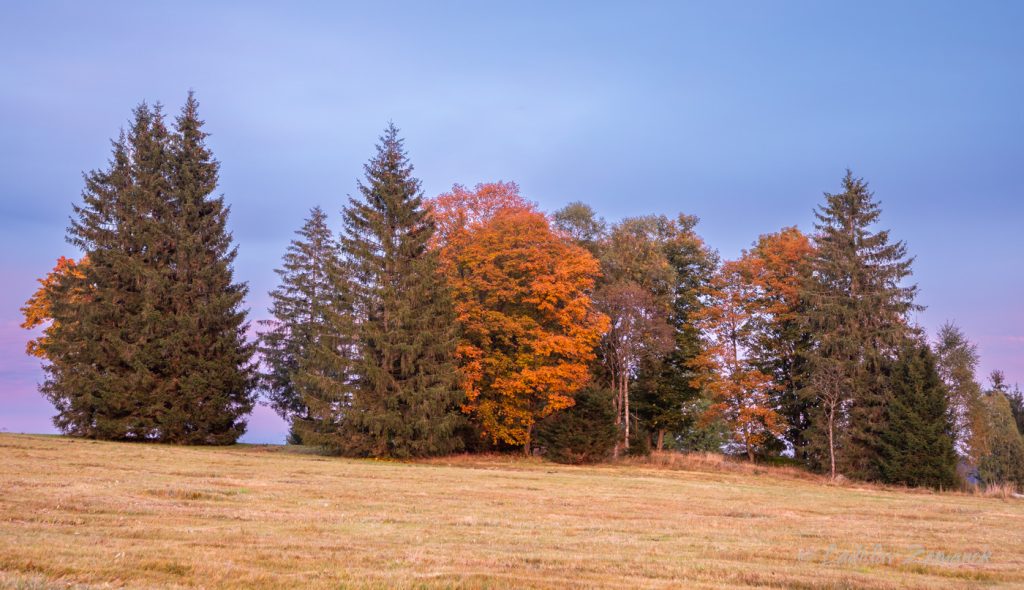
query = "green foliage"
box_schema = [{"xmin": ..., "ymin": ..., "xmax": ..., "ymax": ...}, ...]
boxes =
[
  {"xmin": 672, "ymin": 399, "xmax": 730, "ymax": 453},
  {"xmin": 259, "ymin": 207, "xmax": 354, "ymax": 449},
  {"xmin": 338, "ymin": 123, "xmax": 464, "ymax": 458},
  {"xmin": 875, "ymin": 341, "xmax": 957, "ymax": 489},
  {"xmin": 552, "ymin": 201, "xmax": 606, "ymax": 256},
  {"xmin": 41, "ymin": 95, "xmax": 254, "ymax": 444},
  {"xmin": 635, "ymin": 214, "xmax": 718, "ymax": 449},
  {"xmin": 801, "ymin": 171, "xmax": 919, "ymax": 479},
  {"xmin": 535, "ymin": 387, "xmax": 618, "ymax": 464},
  {"xmin": 976, "ymin": 391, "xmax": 1024, "ymax": 488},
  {"xmin": 626, "ymin": 424, "xmax": 652, "ymax": 457},
  {"xmin": 933, "ymin": 323, "xmax": 983, "ymax": 459}
]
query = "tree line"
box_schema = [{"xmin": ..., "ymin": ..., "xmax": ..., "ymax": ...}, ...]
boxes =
[{"xmin": 22, "ymin": 95, "xmax": 1024, "ymax": 490}]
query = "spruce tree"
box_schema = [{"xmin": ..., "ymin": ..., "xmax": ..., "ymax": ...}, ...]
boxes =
[
  {"xmin": 41, "ymin": 96, "xmax": 253, "ymax": 443},
  {"xmin": 875, "ymin": 341, "xmax": 957, "ymax": 489},
  {"xmin": 161, "ymin": 93, "xmax": 255, "ymax": 444},
  {"xmin": 534, "ymin": 386, "xmax": 618, "ymax": 464},
  {"xmin": 339, "ymin": 123, "xmax": 463, "ymax": 458},
  {"xmin": 259, "ymin": 207, "xmax": 353, "ymax": 446},
  {"xmin": 43, "ymin": 104, "xmax": 170, "ymax": 439},
  {"xmin": 802, "ymin": 171, "xmax": 919, "ymax": 480}
]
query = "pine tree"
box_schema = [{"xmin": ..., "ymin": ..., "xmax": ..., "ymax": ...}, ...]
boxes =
[
  {"xmin": 802, "ymin": 171, "xmax": 919, "ymax": 479},
  {"xmin": 259, "ymin": 207, "xmax": 352, "ymax": 446},
  {"xmin": 161, "ymin": 93, "xmax": 255, "ymax": 444},
  {"xmin": 875, "ymin": 341, "xmax": 957, "ymax": 489},
  {"xmin": 339, "ymin": 123, "xmax": 463, "ymax": 458},
  {"xmin": 534, "ymin": 386, "xmax": 618, "ymax": 464}
]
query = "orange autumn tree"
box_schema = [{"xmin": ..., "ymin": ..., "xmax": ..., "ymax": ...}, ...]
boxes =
[
  {"xmin": 739, "ymin": 227, "xmax": 816, "ymax": 458},
  {"xmin": 431, "ymin": 182, "xmax": 608, "ymax": 452},
  {"xmin": 21, "ymin": 256, "xmax": 90, "ymax": 359},
  {"xmin": 690, "ymin": 259, "xmax": 783, "ymax": 461}
]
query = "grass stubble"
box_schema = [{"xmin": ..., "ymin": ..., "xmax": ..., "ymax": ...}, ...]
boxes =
[{"xmin": 1, "ymin": 434, "xmax": 1022, "ymax": 589}]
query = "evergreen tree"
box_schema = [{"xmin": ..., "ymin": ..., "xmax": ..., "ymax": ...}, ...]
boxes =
[
  {"xmin": 534, "ymin": 386, "xmax": 618, "ymax": 464},
  {"xmin": 161, "ymin": 93, "xmax": 255, "ymax": 443},
  {"xmin": 802, "ymin": 171, "xmax": 919, "ymax": 479},
  {"xmin": 875, "ymin": 341, "xmax": 957, "ymax": 489},
  {"xmin": 259, "ymin": 207, "xmax": 352, "ymax": 446},
  {"xmin": 339, "ymin": 123, "xmax": 463, "ymax": 458},
  {"xmin": 42, "ymin": 105, "xmax": 165, "ymax": 439},
  {"xmin": 635, "ymin": 214, "xmax": 718, "ymax": 451},
  {"xmin": 41, "ymin": 96, "xmax": 253, "ymax": 443}
]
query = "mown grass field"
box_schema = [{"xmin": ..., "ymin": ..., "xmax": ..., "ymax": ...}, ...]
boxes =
[{"xmin": 1, "ymin": 434, "xmax": 1022, "ymax": 589}]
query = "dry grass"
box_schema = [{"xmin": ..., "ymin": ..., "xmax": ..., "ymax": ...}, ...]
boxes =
[{"xmin": 1, "ymin": 434, "xmax": 1022, "ymax": 589}]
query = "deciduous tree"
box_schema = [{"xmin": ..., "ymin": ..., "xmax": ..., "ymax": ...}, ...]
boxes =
[
  {"xmin": 690, "ymin": 260, "xmax": 784, "ymax": 461},
  {"xmin": 433, "ymin": 184, "xmax": 607, "ymax": 452}
]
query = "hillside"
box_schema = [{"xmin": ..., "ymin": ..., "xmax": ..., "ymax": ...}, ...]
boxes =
[{"xmin": 1, "ymin": 434, "xmax": 1022, "ymax": 589}]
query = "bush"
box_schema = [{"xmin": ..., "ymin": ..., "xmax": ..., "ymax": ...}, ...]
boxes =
[
  {"xmin": 626, "ymin": 425, "xmax": 652, "ymax": 457},
  {"xmin": 535, "ymin": 387, "xmax": 618, "ymax": 464}
]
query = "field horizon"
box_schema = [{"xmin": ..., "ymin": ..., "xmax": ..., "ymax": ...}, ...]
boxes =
[{"xmin": 2, "ymin": 433, "xmax": 1022, "ymax": 589}]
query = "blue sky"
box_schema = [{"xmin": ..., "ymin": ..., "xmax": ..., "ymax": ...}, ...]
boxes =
[{"xmin": 2, "ymin": 1, "xmax": 1022, "ymax": 443}]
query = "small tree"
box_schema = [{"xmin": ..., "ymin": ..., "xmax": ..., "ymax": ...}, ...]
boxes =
[
  {"xmin": 875, "ymin": 341, "xmax": 957, "ymax": 489},
  {"xmin": 690, "ymin": 260, "xmax": 785, "ymax": 461},
  {"xmin": 976, "ymin": 385, "xmax": 1024, "ymax": 488},
  {"xmin": 534, "ymin": 386, "xmax": 618, "ymax": 464},
  {"xmin": 259, "ymin": 207, "xmax": 352, "ymax": 446}
]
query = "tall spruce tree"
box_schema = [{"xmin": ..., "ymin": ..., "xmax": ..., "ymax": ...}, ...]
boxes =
[
  {"xmin": 802, "ymin": 171, "xmax": 919, "ymax": 479},
  {"xmin": 161, "ymin": 93, "xmax": 255, "ymax": 443},
  {"xmin": 41, "ymin": 96, "xmax": 254, "ymax": 443},
  {"xmin": 259, "ymin": 207, "xmax": 352, "ymax": 446},
  {"xmin": 339, "ymin": 123, "xmax": 463, "ymax": 458},
  {"xmin": 875, "ymin": 340, "xmax": 957, "ymax": 489}
]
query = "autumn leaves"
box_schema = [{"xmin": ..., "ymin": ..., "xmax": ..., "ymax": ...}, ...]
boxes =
[{"xmin": 431, "ymin": 183, "xmax": 607, "ymax": 451}]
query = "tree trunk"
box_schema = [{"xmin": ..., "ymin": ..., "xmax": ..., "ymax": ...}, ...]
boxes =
[
  {"xmin": 623, "ymin": 372, "xmax": 630, "ymax": 450},
  {"xmin": 656, "ymin": 429, "xmax": 665, "ymax": 451},
  {"xmin": 524, "ymin": 424, "xmax": 532, "ymax": 457},
  {"xmin": 827, "ymin": 403, "xmax": 836, "ymax": 479}
]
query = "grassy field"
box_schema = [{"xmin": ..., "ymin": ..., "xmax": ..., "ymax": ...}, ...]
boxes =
[{"xmin": 1, "ymin": 434, "xmax": 1022, "ymax": 589}]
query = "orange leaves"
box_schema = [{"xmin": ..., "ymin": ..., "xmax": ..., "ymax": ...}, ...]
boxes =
[
  {"xmin": 21, "ymin": 256, "xmax": 88, "ymax": 359},
  {"xmin": 690, "ymin": 256, "xmax": 783, "ymax": 459},
  {"xmin": 431, "ymin": 183, "xmax": 607, "ymax": 448}
]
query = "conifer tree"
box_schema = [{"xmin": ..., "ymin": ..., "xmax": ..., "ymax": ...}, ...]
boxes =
[
  {"xmin": 161, "ymin": 93, "xmax": 255, "ymax": 443},
  {"xmin": 635, "ymin": 214, "xmax": 717, "ymax": 451},
  {"xmin": 339, "ymin": 123, "xmax": 463, "ymax": 458},
  {"xmin": 875, "ymin": 341, "xmax": 957, "ymax": 489},
  {"xmin": 39, "ymin": 97, "xmax": 254, "ymax": 443},
  {"xmin": 259, "ymin": 207, "xmax": 352, "ymax": 445},
  {"xmin": 41, "ymin": 106, "xmax": 162, "ymax": 439},
  {"xmin": 802, "ymin": 171, "xmax": 919, "ymax": 479}
]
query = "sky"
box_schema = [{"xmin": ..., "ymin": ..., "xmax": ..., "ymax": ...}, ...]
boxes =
[{"xmin": 1, "ymin": 1, "xmax": 1022, "ymax": 444}]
